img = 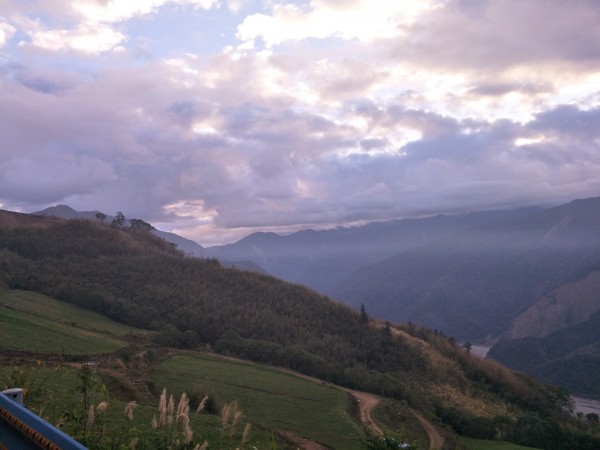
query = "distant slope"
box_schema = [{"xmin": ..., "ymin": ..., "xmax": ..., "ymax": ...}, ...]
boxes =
[
  {"xmin": 488, "ymin": 310, "xmax": 600, "ymax": 399},
  {"xmin": 209, "ymin": 208, "xmax": 541, "ymax": 295},
  {"xmin": 502, "ymin": 271, "xmax": 600, "ymax": 340},
  {"xmin": 332, "ymin": 197, "xmax": 600, "ymax": 341},
  {"xmin": 487, "ymin": 269, "xmax": 600, "ymax": 400}
]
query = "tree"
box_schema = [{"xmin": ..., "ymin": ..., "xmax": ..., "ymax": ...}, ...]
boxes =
[
  {"xmin": 129, "ymin": 218, "xmax": 152, "ymax": 232},
  {"xmin": 383, "ymin": 321, "xmax": 392, "ymax": 338},
  {"xmin": 359, "ymin": 303, "xmax": 369, "ymax": 324},
  {"xmin": 111, "ymin": 211, "xmax": 126, "ymax": 228},
  {"xmin": 95, "ymin": 212, "xmax": 107, "ymax": 223},
  {"xmin": 586, "ymin": 413, "xmax": 599, "ymax": 423}
]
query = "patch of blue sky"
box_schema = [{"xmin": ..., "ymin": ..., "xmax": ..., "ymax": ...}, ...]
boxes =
[{"xmin": 124, "ymin": 3, "xmax": 242, "ymax": 58}]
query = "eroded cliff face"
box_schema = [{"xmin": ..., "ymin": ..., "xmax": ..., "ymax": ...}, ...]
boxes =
[{"xmin": 503, "ymin": 271, "xmax": 600, "ymax": 340}]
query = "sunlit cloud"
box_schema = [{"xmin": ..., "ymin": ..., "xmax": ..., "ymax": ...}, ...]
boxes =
[
  {"xmin": 0, "ymin": 20, "xmax": 16, "ymax": 47},
  {"xmin": 27, "ymin": 23, "xmax": 126, "ymax": 54},
  {"xmin": 236, "ymin": 0, "xmax": 440, "ymax": 48}
]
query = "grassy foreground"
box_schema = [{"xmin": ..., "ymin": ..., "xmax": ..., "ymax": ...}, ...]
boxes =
[
  {"xmin": 0, "ymin": 362, "xmax": 283, "ymax": 449},
  {"xmin": 153, "ymin": 352, "xmax": 364, "ymax": 449}
]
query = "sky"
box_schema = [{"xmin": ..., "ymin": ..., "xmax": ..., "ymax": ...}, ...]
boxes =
[{"xmin": 0, "ymin": 0, "xmax": 599, "ymax": 246}]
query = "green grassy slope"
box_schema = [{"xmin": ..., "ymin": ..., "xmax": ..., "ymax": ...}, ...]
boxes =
[
  {"xmin": 0, "ymin": 364, "xmax": 279, "ymax": 450},
  {"xmin": 0, "ymin": 290, "xmax": 130, "ymax": 354},
  {"xmin": 0, "ymin": 290, "xmax": 143, "ymax": 336},
  {"xmin": 153, "ymin": 352, "xmax": 364, "ymax": 449}
]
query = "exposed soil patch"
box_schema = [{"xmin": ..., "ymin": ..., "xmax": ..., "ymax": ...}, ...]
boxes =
[{"xmin": 280, "ymin": 431, "xmax": 329, "ymax": 450}]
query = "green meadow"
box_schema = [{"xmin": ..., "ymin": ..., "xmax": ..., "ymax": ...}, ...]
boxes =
[
  {"xmin": 0, "ymin": 363, "xmax": 279, "ymax": 449},
  {"xmin": 0, "ymin": 290, "xmax": 130, "ymax": 354},
  {"xmin": 153, "ymin": 352, "xmax": 364, "ymax": 449},
  {"xmin": 0, "ymin": 290, "xmax": 142, "ymax": 336}
]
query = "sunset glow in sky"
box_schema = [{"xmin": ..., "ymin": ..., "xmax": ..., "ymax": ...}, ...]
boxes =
[{"xmin": 1, "ymin": 0, "xmax": 599, "ymax": 245}]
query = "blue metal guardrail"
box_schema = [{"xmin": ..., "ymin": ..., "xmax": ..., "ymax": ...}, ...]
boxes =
[{"xmin": 0, "ymin": 389, "xmax": 87, "ymax": 449}]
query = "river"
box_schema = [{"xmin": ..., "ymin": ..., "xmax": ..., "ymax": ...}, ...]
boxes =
[{"xmin": 572, "ymin": 396, "xmax": 600, "ymax": 415}]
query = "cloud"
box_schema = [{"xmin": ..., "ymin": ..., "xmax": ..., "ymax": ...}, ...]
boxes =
[
  {"xmin": 236, "ymin": 0, "xmax": 438, "ymax": 48},
  {"xmin": 0, "ymin": 20, "xmax": 16, "ymax": 47},
  {"xmin": 0, "ymin": 152, "xmax": 116, "ymax": 205},
  {"xmin": 73, "ymin": 0, "xmax": 219, "ymax": 24},
  {"xmin": 396, "ymin": 0, "xmax": 600, "ymax": 70},
  {"xmin": 6, "ymin": 0, "xmax": 220, "ymax": 54},
  {"xmin": 28, "ymin": 23, "xmax": 126, "ymax": 54}
]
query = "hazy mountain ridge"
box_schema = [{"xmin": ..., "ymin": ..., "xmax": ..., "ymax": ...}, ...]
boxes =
[
  {"xmin": 328, "ymin": 196, "xmax": 600, "ymax": 397},
  {"xmin": 332, "ymin": 196, "xmax": 600, "ymax": 340},
  {"xmin": 208, "ymin": 207, "xmax": 542, "ymax": 295}
]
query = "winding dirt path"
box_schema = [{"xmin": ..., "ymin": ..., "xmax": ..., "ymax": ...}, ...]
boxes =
[
  {"xmin": 410, "ymin": 409, "xmax": 444, "ymax": 450},
  {"xmin": 274, "ymin": 367, "xmax": 383, "ymax": 436},
  {"xmin": 348, "ymin": 389, "xmax": 382, "ymax": 435}
]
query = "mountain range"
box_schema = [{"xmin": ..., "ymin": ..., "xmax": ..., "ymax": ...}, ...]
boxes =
[{"xmin": 29, "ymin": 197, "xmax": 600, "ymax": 398}]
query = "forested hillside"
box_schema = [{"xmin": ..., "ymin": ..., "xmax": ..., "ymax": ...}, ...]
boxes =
[{"xmin": 2, "ymin": 209, "xmax": 600, "ymax": 448}]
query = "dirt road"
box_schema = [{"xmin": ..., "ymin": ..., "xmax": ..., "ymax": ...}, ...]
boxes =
[
  {"xmin": 348, "ymin": 389, "xmax": 383, "ymax": 435},
  {"xmin": 411, "ymin": 409, "xmax": 444, "ymax": 450}
]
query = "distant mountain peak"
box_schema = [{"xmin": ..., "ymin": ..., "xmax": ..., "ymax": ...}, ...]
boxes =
[{"xmin": 34, "ymin": 204, "xmax": 96, "ymax": 219}]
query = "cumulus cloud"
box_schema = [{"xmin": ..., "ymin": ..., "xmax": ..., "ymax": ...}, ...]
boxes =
[
  {"xmin": 0, "ymin": 20, "xmax": 16, "ymax": 47},
  {"xmin": 5, "ymin": 0, "xmax": 220, "ymax": 54},
  {"xmin": 28, "ymin": 23, "xmax": 126, "ymax": 54},
  {"xmin": 73, "ymin": 0, "xmax": 219, "ymax": 24},
  {"xmin": 236, "ymin": 0, "xmax": 438, "ymax": 48}
]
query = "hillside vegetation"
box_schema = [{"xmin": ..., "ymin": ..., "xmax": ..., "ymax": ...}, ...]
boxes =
[{"xmin": 1, "ymin": 210, "xmax": 600, "ymax": 448}]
